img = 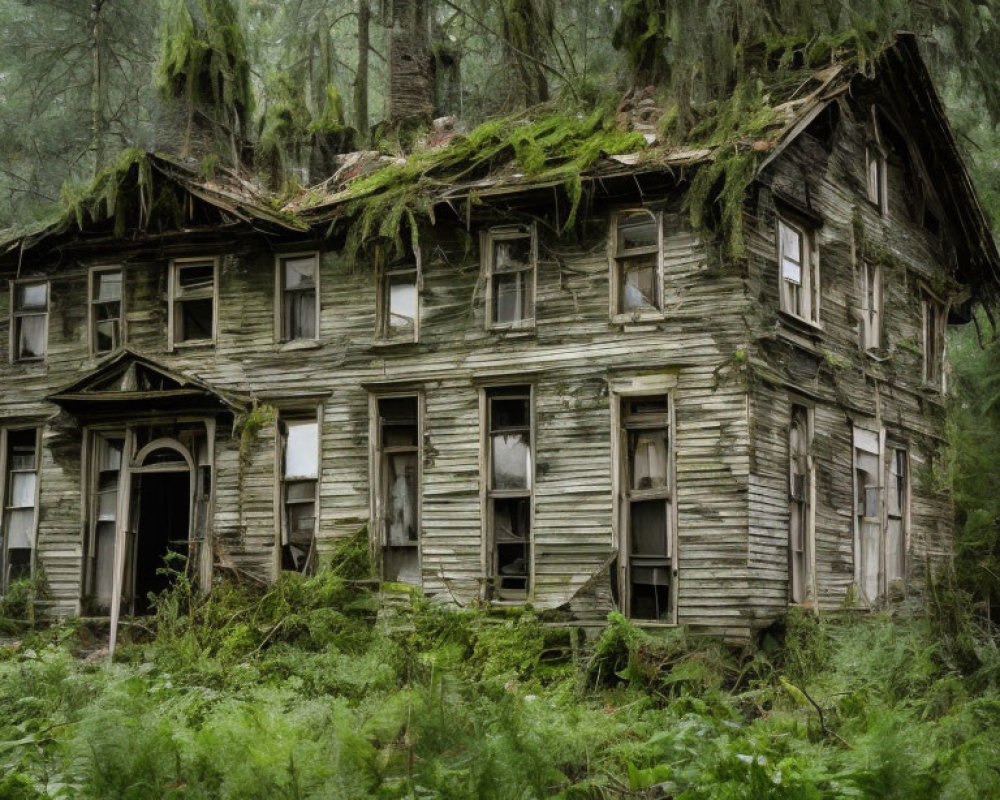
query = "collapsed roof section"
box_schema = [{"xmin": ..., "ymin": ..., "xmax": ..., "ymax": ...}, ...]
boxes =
[{"xmin": 1, "ymin": 34, "xmax": 996, "ymax": 302}]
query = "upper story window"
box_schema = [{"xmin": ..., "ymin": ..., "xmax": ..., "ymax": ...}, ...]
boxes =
[
  {"xmin": 377, "ymin": 252, "xmax": 419, "ymax": 343},
  {"xmin": 777, "ymin": 217, "xmax": 819, "ymax": 324},
  {"xmin": 859, "ymin": 260, "xmax": 882, "ymax": 350},
  {"xmin": 483, "ymin": 225, "xmax": 535, "ymax": 330},
  {"xmin": 277, "ymin": 254, "xmax": 319, "ymax": 342},
  {"xmin": 611, "ymin": 209, "xmax": 662, "ymax": 319},
  {"xmin": 11, "ymin": 281, "xmax": 48, "ymax": 363},
  {"xmin": 169, "ymin": 259, "xmax": 218, "ymax": 348},
  {"xmin": 89, "ymin": 268, "xmax": 123, "ymax": 356},
  {"xmin": 922, "ymin": 294, "xmax": 946, "ymax": 388}
]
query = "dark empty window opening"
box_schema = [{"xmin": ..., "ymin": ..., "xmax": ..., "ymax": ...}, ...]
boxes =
[
  {"xmin": 171, "ymin": 261, "xmax": 216, "ymax": 346},
  {"xmin": 377, "ymin": 396, "xmax": 420, "ymax": 584},
  {"xmin": 280, "ymin": 255, "xmax": 318, "ymax": 341},
  {"xmin": 12, "ymin": 282, "xmax": 48, "ymax": 362},
  {"xmin": 91, "ymin": 269, "xmax": 123, "ymax": 355},
  {"xmin": 2, "ymin": 429, "xmax": 38, "ymax": 592},
  {"xmin": 621, "ymin": 396, "xmax": 673, "ymax": 622},
  {"xmin": 486, "ymin": 387, "xmax": 532, "ymax": 600}
]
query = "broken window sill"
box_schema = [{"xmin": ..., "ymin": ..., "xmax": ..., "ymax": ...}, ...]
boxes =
[
  {"xmin": 611, "ymin": 312, "xmax": 666, "ymax": 328},
  {"xmin": 372, "ymin": 338, "xmax": 418, "ymax": 350},
  {"xmin": 277, "ymin": 339, "xmax": 322, "ymax": 352},
  {"xmin": 489, "ymin": 324, "xmax": 536, "ymax": 339},
  {"xmin": 171, "ymin": 340, "xmax": 215, "ymax": 351}
]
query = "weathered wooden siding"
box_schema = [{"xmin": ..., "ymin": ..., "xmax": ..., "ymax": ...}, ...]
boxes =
[
  {"xmin": 0, "ymin": 198, "xmax": 757, "ymax": 633},
  {"xmin": 745, "ymin": 92, "xmax": 956, "ymax": 620}
]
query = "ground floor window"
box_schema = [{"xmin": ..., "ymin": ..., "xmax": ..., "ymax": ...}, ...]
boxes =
[
  {"xmin": 617, "ymin": 393, "xmax": 675, "ymax": 622},
  {"xmin": 374, "ymin": 395, "xmax": 421, "ymax": 583},
  {"xmin": 280, "ymin": 415, "xmax": 319, "ymax": 573},
  {"xmin": 789, "ymin": 405, "xmax": 813, "ymax": 604},
  {"xmin": 2, "ymin": 428, "xmax": 39, "ymax": 591}
]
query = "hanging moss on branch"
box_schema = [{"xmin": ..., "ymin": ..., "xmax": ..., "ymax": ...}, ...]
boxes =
[{"xmin": 330, "ymin": 106, "xmax": 647, "ymax": 264}]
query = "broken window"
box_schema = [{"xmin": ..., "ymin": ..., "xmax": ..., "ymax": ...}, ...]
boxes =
[
  {"xmin": 484, "ymin": 226, "xmax": 535, "ymax": 329},
  {"xmin": 280, "ymin": 417, "xmax": 318, "ymax": 572},
  {"xmin": 486, "ymin": 386, "xmax": 532, "ymax": 600},
  {"xmin": 620, "ymin": 395, "xmax": 673, "ymax": 622},
  {"xmin": 170, "ymin": 260, "xmax": 217, "ymax": 347},
  {"xmin": 378, "ymin": 254, "xmax": 419, "ymax": 342},
  {"xmin": 2, "ymin": 429, "xmax": 38, "ymax": 592},
  {"xmin": 11, "ymin": 281, "xmax": 48, "ymax": 362},
  {"xmin": 922, "ymin": 295, "xmax": 946, "ymax": 387},
  {"xmin": 859, "ymin": 260, "xmax": 882, "ymax": 350},
  {"xmin": 85, "ymin": 434, "xmax": 124, "ymax": 610},
  {"xmin": 854, "ymin": 428, "xmax": 881, "ymax": 604},
  {"xmin": 376, "ymin": 396, "xmax": 420, "ymax": 583},
  {"xmin": 778, "ymin": 218, "xmax": 818, "ymax": 323},
  {"xmin": 612, "ymin": 210, "xmax": 661, "ymax": 316},
  {"xmin": 278, "ymin": 254, "xmax": 318, "ymax": 341},
  {"xmin": 788, "ymin": 406, "xmax": 811, "ymax": 604},
  {"xmin": 90, "ymin": 268, "xmax": 123, "ymax": 356},
  {"xmin": 885, "ymin": 447, "xmax": 907, "ymax": 585}
]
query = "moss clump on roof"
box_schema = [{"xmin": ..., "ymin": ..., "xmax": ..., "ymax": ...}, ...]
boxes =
[{"xmin": 330, "ymin": 106, "xmax": 647, "ymax": 263}]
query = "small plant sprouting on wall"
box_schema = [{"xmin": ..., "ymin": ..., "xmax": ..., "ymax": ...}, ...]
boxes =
[{"xmin": 232, "ymin": 399, "xmax": 278, "ymax": 498}]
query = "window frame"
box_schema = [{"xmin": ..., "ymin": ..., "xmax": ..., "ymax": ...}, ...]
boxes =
[
  {"xmin": 276, "ymin": 408, "xmax": 321, "ymax": 575},
  {"xmin": 376, "ymin": 247, "xmax": 421, "ymax": 344},
  {"xmin": 481, "ymin": 383, "xmax": 534, "ymax": 602},
  {"xmin": 370, "ymin": 392, "xmax": 423, "ymax": 585},
  {"xmin": 10, "ymin": 279, "xmax": 49, "ymax": 364},
  {"xmin": 482, "ymin": 224, "xmax": 537, "ymax": 332},
  {"xmin": 88, "ymin": 266, "xmax": 125, "ymax": 358},
  {"xmin": 788, "ymin": 404, "xmax": 815, "ymax": 607},
  {"xmin": 609, "ymin": 208, "xmax": 664, "ymax": 322},
  {"xmin": 866, "ymin": 109, "xmax": 889, "ymax": 216},
  {"xmin": 167, "ymin": 257, "xmax": 219, "ymax": 350},
  {"xmin": 0, "ymin": 426, "xmax": 41, "ymax": 594},
  {"xmin": 274, "ymin": 252, "xmax": 321, "ymax": 344},
  {"xmin": 921, "ymin": 291, "xmax": 947, "ymax": 389},
  {"xmin": 610, "ymin": 374, "xmax": 678, "ymax": 626},
  {"xmin": 776, "ymin": 215, "xmax": 820, "ymax": 326},
  {"xmin": 859, "ymin": 259, "xmax": 882, "ymax": 351}
]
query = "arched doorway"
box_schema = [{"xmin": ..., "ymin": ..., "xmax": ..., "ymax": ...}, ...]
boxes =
[{"xmin": 127, "ymin": 438, "xmax": 194, "ymax": 613}]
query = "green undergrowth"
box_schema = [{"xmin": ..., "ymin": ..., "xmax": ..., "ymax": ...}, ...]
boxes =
[{"xmin": 1, "ymin": 569, "xmax": 999, "ymax": 798}]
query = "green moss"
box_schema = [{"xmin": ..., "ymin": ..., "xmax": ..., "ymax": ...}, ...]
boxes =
[{"xmin": 59, "ymin": 149, "xmax": 155, "ymax": 237}]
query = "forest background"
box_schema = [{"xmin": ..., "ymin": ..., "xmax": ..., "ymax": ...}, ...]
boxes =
[{"xmin": 3, "ymin": 1, "xmax": 1000, "ymax": 797}]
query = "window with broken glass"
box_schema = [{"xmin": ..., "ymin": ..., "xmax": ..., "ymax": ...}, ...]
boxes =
[
  {"xmin": 278, "ymin": 254, "xmax": 318, "ymax": 341},
  {"xmin": 486, "ymin": 386, "xmax": 532, "ymax": 600},
  {"xmin": 859, "ymin": 260, "xmax": 882, "ymax": 350},
  {"xmin": 484, "ymin": 226, "xmax": 535, "ymax": 329},
  {"xmin": 778, "ymin": 218, "xmax": 818, "ymax": 323},
  {"xmin": 169, "ymin": 260, "xmax": 217, "ymax": 347},
  {"xmin": 620, "ymin": 395, "xmax": 673, "ymax": 622},
  {"xmin": 280, "ymin": 417, "xmax": 318, "ymax": 573},
  {"xmin": 90, "ymin": 268, "xmax": 123, "ymax": 356},
  {"xmin": 2, "ymin": 429, "xmax": 38, "ymax": 592},
  {"xmin": 11, "ymin": 281, "xmax": 48, "ymax": 362},
  {"xmin": 885, "ymin": 447, "xmax": 907, "ymax": 585},
  {"xmin": 612, "ymin": 210, "xmax": 662, "ymax": 317},
  {"xmin": 854, "ymin": 429, "xmax": 881, "ymax": 604},
  {"xmin": 376, "ymin": 396, "xmax": 420, "ymax": 584},
  {"xmin": 788, "ymin": 406, "xmax": 811, "ymax": 604},
  {"xmin": 377, "ymin": 257, "xmax": 419, "ymax": 342},
  {"xmin": 85, "ymin": 434, "xmax": 124, "ymax": 611},
  {"xmin": 922, "ymin": 295, "xmax": 946, "ymax": 387}
]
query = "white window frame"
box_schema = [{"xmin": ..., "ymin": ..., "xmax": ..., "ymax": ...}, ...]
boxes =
[
  {"xmin": 369, "ymin": 392, "xmax": 423, "ymax": 585},
  {"xmin": 276, "ymin": 408, "xmax": 321, "ymax": 575},
  {"xmin": 609, "ymin": 208, "xmax": 664, "ymax": 322},
  {"xmin": 275, "ymin": 252, "xmax": 320, "ymax": 344},
  {"xmin": 376, "ymin": 248, "xmax": 421, "ymax": 343},
  {"xmin": 859, "ymin": 260, "xmax": 882, "ymax": 351},
  {"xmin": 610, "ymin": 373, "xmax": 678, "ymax": 625},
  {"xmin": 88, "ymin": 266, "xmax": 125, "ymax": 357},
  {"xmin": 777, "ymin": 216, "xmax": 820, "ymax": 325},
  {"xmin": 480, "ymin": 383, "xmax": 534, "ymax": 602},
  {"xmin": 168, "ymin": 257, "xmax": 219, "ymax": 350},
  {"xmin": 0, "ymin": 426, "xmax": 41, "ymax": 594},
  {"xmin": 482, "ymin": 224, "xmax": 537, "ymax": 331},
  {"xmin": 10, "ymin": 279, "xmax": 49, "ymax": 364}
]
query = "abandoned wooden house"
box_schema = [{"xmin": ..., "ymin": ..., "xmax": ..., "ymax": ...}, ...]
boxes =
[{"xmin": 0, "ymin": 34, "xmax": 996, "ymax": 640}]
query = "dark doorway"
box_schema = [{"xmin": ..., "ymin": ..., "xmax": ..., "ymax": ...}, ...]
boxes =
[{"xmin": 132, "ymin": 472, "xmax": 189, "ymax": 613}]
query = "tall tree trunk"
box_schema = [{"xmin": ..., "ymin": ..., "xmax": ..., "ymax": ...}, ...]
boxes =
[
  {"xmin": 387, "ymin": 0, "xmax": 434, "ymax": 121},
  {"xmin": 90, "ymin": 0, "xmax": 106, "ymax": 175},
  {"xmin": 354, "ymin": 0, "xmax": 370, "ymax": 140}
]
